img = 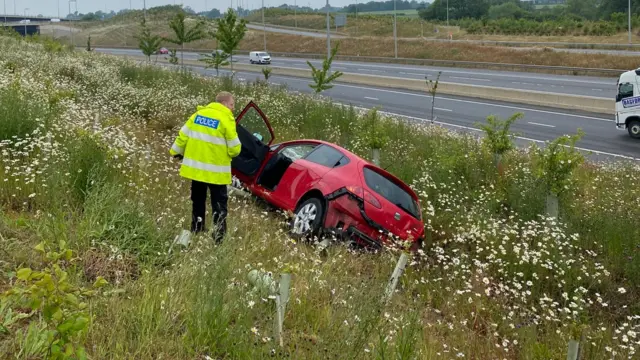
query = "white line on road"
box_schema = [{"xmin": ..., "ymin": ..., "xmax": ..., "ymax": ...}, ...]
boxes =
[
  {"xmin": 436, "ymin": 107, "xmax": 453, "ymax": 112},
  {"xmin": 335, "ymin": 103, "xmax": 637, "ymax": 161},
  {"xmin": 407, "ymin": 72, "xmax": 424, "ymax": 76},
  {"xmin": 270, "ymin": 57, "xmax": 613, "ymax": 85},
  {"xmin": 451, "ymin": 76, "xmax": 491, "ymax": 82},
  {"xmin": 364, "ymin": 96, "xmax": 379, "ymax": 100},
  {"xmin": 528, "ymin": 121, "xmax": 556, "ymax": 128},
  {"xmin": 331, "ymin": 83, "xmax": 611, "ymax": 122},
  {"xmin": 103, "ymin": 49, "xmax": 613, "ymax": 86},
  {"xmin": 358, "ymin": 69, "xmax": 383, "ymax": 72},
  {"xmin": 592, "ymin": 89, "xmax": 603, "ymax": 91}
]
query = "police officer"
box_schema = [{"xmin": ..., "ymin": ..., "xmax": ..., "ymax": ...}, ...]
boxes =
[{"xmin": 169, "ymin": 91, "xmax": 242, "ymax": 243}]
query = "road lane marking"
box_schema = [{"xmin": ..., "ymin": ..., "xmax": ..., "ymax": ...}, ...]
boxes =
[
  {"xmin": 331, "ymin": 83, "xmax": 611, "ymax": 122},
  {"xmin": 364, "ymin": 96, "xmax": 379, "ymax": 100},
  {"xmin": 436, "ymin": 107, "xmax": 453, "ymax": 112},
  {"xmin": 528, "ymin": 122, "xmax": 556, "ymax": 128},
  {"xmin": 105, "ymin": 49, "xmax": 612, "ymax": 86},
  {"xmin": 268, "ymin": 57, "xmax": 613, "ymax": 85},
  {"xmin": 334, "ymin": 103, "xmax": 638, "ymax": 161},
  {"xmin": 592, "ymin": 89, "xmax": 603, "ymax": 91},
  {"xmin": 451, "ymin": 76, "xmax": 491, "ymax": 82},
  {"xmin": 358, "ymin": 68, "xmax": 383, "ymax": 72}
]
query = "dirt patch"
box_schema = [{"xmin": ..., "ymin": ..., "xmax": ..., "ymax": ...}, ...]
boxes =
[{"xmin": 81, "ymin": 248, "xmax": 140, "ymax": 285}]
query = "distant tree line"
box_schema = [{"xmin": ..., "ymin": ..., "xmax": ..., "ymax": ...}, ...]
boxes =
[
  {"xmin": 419, "ymin": 0, "xmax": 640, "ymax": 22},
  {"xmin": 344, "ymin": 0, "xmax": 428, "ymax": 13}
]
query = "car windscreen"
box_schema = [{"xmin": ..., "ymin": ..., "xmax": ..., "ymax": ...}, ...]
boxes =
[
  {"xmin": 363, "ymin": 168, "xmax": 421, "ymax": 220},
  {"xmin": 258, "ymin": 52, "xmax": 269, "ymax": 57}
]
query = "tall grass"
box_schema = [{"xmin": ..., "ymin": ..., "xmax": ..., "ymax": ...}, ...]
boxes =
[
  {"xmin": 1, "ymin": 35, "xmax": 639, "ymax": 359},
  {"xmin": 0, "ymin": 81, "xmax": 48, "ymax": 141}
]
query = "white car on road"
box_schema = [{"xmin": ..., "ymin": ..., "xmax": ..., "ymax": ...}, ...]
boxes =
[{"xmin": 249, "ymin": 51, "xmax": 271, "ymax": 65}]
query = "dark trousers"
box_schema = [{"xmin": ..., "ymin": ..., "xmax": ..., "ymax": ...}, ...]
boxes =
[{"xmin": 190, "ymin": 180, "xmax": 228, "ymax": 243}]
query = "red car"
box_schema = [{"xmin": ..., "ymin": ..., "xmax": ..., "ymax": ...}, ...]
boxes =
[
  {"xmin": 156, "ymin": 47, "xmax": 169, "ymax": 55},
  {"xmin": 231, "ymin": 102, "xmax": 425, "ymax": 250}
]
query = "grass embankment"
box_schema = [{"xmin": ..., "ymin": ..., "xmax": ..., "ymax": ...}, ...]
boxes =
[
  {"xmin": 0, "ymin": 35, "xmax": 639, "ymax": 359},
  {"xmin": 44, "ymin": 21, "xmax": 640, "ymax": 71},
  {"xmin": 243, "ymin": 12, "xmax": 640, "ymax": 44}
]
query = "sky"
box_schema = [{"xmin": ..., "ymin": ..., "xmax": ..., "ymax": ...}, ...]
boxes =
[{"xmin": 5, "ymin": 0, "xmax": 359, "ymax": 17}]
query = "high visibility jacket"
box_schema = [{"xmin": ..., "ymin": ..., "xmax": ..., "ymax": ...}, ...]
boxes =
[{"xmin": 169, "ymin": 102, "xmax": 242, "ymax": 185}]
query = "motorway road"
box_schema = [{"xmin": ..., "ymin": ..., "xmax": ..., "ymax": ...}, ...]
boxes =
[
  {"xmin": 95, "ymin": 48, "xmax": 617, "ymax": 98},
  {"xmin": 174, "ymin": 66, "xmax": 637, "ymax": 162}
]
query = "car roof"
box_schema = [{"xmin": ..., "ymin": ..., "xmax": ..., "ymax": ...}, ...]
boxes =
[
  {"xmin": 280, "ymin": 138, "xmax": 359, "ymax": 159},
  {"xmin": 279, "ymin": 139, "xmax": 419, "ymax": 199}
]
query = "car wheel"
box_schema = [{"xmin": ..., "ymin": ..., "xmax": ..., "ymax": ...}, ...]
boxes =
[
  {"xmin": 628, "ymin": 120, "xmax": 640, "ymax": 139},
  {"xmin": 250, "ymin": 60, "xmax": 254, "ymax": 64},
  {"xmin": 290, "ymin": 197, "xmax": 324, "ymax": 240}
]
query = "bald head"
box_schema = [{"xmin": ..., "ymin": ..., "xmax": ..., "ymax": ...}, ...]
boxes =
[{"xmin": 216, "ymin": 91, "xmax": 235, "ymax": 111}]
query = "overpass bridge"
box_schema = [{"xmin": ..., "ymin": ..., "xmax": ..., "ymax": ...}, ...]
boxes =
[
  {"xmin": 1, "ymin": 16, "xmax": 70, "ymax": 36},
  {"xmin": 0, "ymin": 15, "xmax": 68, "ymax": 22}
]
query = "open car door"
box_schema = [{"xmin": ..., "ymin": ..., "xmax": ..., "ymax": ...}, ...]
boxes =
[{"xmin": 231, "ymin": 101, "xmax": 276, "ymax": 186}]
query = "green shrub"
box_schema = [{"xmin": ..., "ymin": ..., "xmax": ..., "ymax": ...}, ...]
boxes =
[
  {"xmin": 2, "ymin": 240, "xmax": 108, "ymax": 359},
  {"xmin": 65, "ymin": 133, "xmax": 116, "ymax": 206},
  {"xmin": 78, "ymin": 183, "xmax": 170, "ymax": 266},
  {"xmin": 118, "ymin": 63, "xmax": 166, "ymax": 86},
  {"xmin": 0, "ymin": 81, "xmax": 47, "ymax": 141}
]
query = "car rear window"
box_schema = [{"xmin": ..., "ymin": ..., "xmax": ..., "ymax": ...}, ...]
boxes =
[{"xmin": 363, "ymin": 167, "xmax": 421, "ymax": 220}]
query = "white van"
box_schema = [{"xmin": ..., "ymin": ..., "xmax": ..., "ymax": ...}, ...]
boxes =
[
  {"xmin": 249, "ymin": 51, "xmax": 271, "ymax": 65},
  {"xmin": 615, "ymin": 68, "xmax": 640, "ymax": 138}
]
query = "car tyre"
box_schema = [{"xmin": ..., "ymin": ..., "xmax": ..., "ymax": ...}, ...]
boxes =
[
  {"xmin": 628, "ymin": 120, "xmax": 640, "ymax": 139},
  {"xmin": 250, "ymin": 60, "xmax": 254, "ymax": 64},
  {"xmin": 290, "ymin": 197, "xmax": 324, "ymax": 241}
]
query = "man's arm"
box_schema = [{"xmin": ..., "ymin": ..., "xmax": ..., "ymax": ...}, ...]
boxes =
[
  {"xmin": 169, "ymin": 114, "xmax": 194, "ymax": 158},
  {"xmin": 224, "ymin": 115, "xmax": 242, "ymax": 158}
]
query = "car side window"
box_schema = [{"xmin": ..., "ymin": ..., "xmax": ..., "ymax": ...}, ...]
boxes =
[
  {"xmin": 618, "ymin": 82, "xmax": 634, "ymax": 100},
  {"xmin": 304, "ymin": 145, "xmax": 348, "ymax": 168},
  {"xmin": 280, "ymin": 144, "xmax": 318, "ymax": 161}
]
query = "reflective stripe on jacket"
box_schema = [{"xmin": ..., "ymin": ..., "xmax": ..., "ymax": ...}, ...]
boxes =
[{"xmin": 169, "ymin": 102, "xmax": 241, "ymax": 185}]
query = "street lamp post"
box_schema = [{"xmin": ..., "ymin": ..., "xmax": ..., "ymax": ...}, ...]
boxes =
[
  {"xmin": 68, "ymin": 0, "xmax": 76, "ymax": 46},
  {"xmin": 393, "ymin": 0, "xmax": 397, "ymax": 58},
  {"xmin": 326, "ymin": 0, "xmax": 330, "ymax": 59},
  {"xmin": 294, "ymin": 0, "xmax": 297, "ymax": 28},
  {"xmin": 629, "ymin": 0, "xmax": 632, "ymax": 44},
  {"xmin": 23, "ymin": 7, "xmax": 28, "ymax": 36},
  {"xmin": 447, "ymin": 0, "xmax": 449, "ymax": 27},
  {"xmin": 262, "ymin": 0, "xmax": 266, "ymax": 51},
  {"xmin": 4, "ymin": 0, "xmax": 6, "ymax": 24}
]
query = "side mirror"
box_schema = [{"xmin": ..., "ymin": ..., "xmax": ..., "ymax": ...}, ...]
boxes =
[
  {"xmin": 616, "ymin": 94, "xmax": 622, "ymax": 102},
  {"xmin": 253, "ymin": 132, "xmax": 263, "ymax": 142}
]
